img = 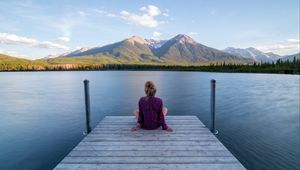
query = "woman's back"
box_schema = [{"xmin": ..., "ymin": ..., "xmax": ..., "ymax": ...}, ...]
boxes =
[{"xmin": 138, "ymin": 96, "xmax": 167, "ymax": 130}]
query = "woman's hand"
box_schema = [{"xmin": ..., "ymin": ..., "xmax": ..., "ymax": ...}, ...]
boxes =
[
  {"xmin": 131, "ymin": 124, "xmax": 141, "ymax": 131},
  {"xmin": 164, "ymin": 127, "xmax": 173, "ymax": 132}
]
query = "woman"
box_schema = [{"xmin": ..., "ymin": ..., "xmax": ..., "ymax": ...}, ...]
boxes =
[{"xmin": 131, "ymin": 81, "xmax": 173, "ymax": 132}]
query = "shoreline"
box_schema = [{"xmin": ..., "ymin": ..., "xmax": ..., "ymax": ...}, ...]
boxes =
[{"xmin": 0, "ymin": 69, "xmax": 299, "ymax": 75}]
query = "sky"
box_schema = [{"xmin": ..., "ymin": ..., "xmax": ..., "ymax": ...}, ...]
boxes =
[{"xmin": 0, "ymin": 0, "xmax": 299, "ymax": 59}]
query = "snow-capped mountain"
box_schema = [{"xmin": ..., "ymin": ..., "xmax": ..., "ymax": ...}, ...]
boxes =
[
  {"xmin": 144, "ymin": 39, "xmax": 167, "ymax": 49},
  {"xmin": 45, "ymin": 34, "xmax": 253, "ymax": 64},
  {"xmin": 59, "ymin": 47, "xmax": 90, "ymax": 58},
  {"xmin": 223, "ymin": 47, "xmax": 281, "ymax": 62}
]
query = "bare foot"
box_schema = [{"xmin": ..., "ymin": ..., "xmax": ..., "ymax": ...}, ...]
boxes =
[
  {"xmin": 164, "ymin": 127, "xmax": 173, "ymax": 132},
  {"xmin": 131, "ymin": 124, "xmax": 141, "ymax": 131}
]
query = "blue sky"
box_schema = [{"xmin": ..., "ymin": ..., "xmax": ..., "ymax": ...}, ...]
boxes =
[{"xmin": 0, "ymin": 0, "xmax": 299, "ymax": 59}]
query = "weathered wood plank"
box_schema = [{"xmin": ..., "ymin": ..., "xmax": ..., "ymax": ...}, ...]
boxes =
[
  {"xmin": 90, "ymin": 128, "xmax": 211, "ymax": 135},
  {"xmin": 101, "ymin": 120, "xmax": 202, "ymax": 123},
  {"xmin": 83, "ymin": 136, "xmax": 219, "ymax": 142},
  {"xmin": 97, "ymin": 124, "xmax": 204, "ymax": 127},
  {"xmin": 78, "ymin": 141, "xmax": 222, "ymax": 146},
  {"xmin": 73, "ymin": 145, "xmax": 227, "ymax": 151},
  {"xmin": 98, "ymin": 121, "xmax": 203, "ymax": 124},
  {"xmin": 92, "ymin": 129, "xmax": 210, "ymax": 133},
  {"xmin": 55, "ymin": 163, "xmax": 244, "ymax": 170},
  {"xmin": 61, "ymin": 156, "xmax": 240, "ymax": 164},
  {"xmin": 67, "ymin": 150, "xmax": 233, "ymax": 157},
  {"xmin": 90, "ymin": 131, "xmax": 211, "ymax": 135},
  {"xmin": 104, "ymin": 116, "xmax": 198, "ymax": 119},
  {"xmin": 93, "ymin": 127, "xmax": 208, "ymax": 131},
  {"xmin": 85, "ymin": 133, "xmax": 216, "ymax": 138}
]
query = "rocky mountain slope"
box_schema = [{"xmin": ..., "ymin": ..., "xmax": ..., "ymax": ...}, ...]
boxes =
[
  {"xmin": 223, "ymin": 47, "xmax": 281, "ymax": 62},
  {"xmin": 59, "ymin": 34, "xmax": 252, "ymax": 64}
]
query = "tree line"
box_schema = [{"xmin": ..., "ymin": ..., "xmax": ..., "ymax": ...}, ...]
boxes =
[{"xmin": 1, "ymin": 57, "xmax": 299, "ymax": 74}]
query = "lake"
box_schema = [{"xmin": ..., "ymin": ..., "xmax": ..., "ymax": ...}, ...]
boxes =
[{"xmin": 0, "ymin": 71, "xmax": 299, "ymax": 170}]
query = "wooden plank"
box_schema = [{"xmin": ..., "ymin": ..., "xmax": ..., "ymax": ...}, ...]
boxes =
[
  {"xmin": 91, "ymin": 128, "xmax": 211, "ymax": 134},
  {"xmin": 97, "ymin": 123, "xmax": 204, "ymax": 127},
  {"xmin": 78, "ymin": 141, "xmax": 222, "ymax": 146},
  {"xmin": 98, "ymin": 121, "xmax": 203, "ymax": 124},
  {"xmin": 90, "ymin": 131, "xmax": 211, "ymax": 135},
  {"xmin": 101, "ymin": 119, "xmax": 202, "ymax": 123},
  {"xmin": 55, "ymin": 163, "xmax": 244, "ymax": 170},
  {"xmin": 83, "ymin": 138, "xmax": 219, "ymax": 142},
  {"xmin": 61, "ymin": 156, "xmax": 240, "ymax": 164},
  {"xmin": 93, "ymin": 127, "xmax": 208, "ymax": 130},
  {"xmin": 67, "ymin": 150, "xmax": 233, "ymax": 157},
  {"xmin": 73, "ymin": 145, "xmax": 227, "ymax": 151},
  {"xmin": 85, "ymin": 133, "xmax": 216, "ymax": 138},
  {"xmin": 104, "ymin": 116, "xmax": 198, "ymax": 119},
  {"xmin": 83, "ymin": 136, "xmax": 219, "ymax": 142},
  {"xmin": 93, "ymin": 126, "xmax": 210, "ymax": 133}
]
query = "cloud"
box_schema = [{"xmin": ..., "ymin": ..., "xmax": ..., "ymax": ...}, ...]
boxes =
[
  {"xmin": 162, "ymin": 13, "xmax": 169, "ymax": 17},
  {"xmin": 94, "ymin": 9, "xmax": 116, "ymax": 17},
  {"xmin": 120, "ymin": 5, "xmax": 163, "ymax": 28},
  {"xmin": 152, "ymin": 31, "xmax": 162, "ymax": 39},
  {"xmin": 0, "ymin": 32, "xmax": 69, "ymax": 50},
  {"xmin": 78, "ymin": 11, "xmax": 88, "ymax": 16},
  {"xmin": 57, "ymin": 36, "xmax": 70, "ymax": 42},
  {"xmin": 189, "ymin": 32, "xmax": 199, "ymax": 36},
  {"xmin": 257, "ymin": 39, "xmax": 300, "ymax": 55}
]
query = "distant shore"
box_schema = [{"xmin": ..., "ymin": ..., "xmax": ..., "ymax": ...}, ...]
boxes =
[{"xmin": 1, "ymin": 62, "xmax": 299, "ymax": 74}]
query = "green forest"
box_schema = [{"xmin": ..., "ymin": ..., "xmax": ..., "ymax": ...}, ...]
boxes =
[{"xmin": 0, "ymin": 54, "xmax": 299, "ymax": 74}]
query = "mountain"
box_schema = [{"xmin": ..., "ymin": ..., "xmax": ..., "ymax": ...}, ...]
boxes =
[
  {"xmin": 43, "ymin": 47, "xmax": 91, "ymax": 59},
  {"xmin": 60, "ymin": 47, "xmax": 90, "ymax": 57},
  {"xmin": 0, "ymin": 53, "xmax": 48, "ymax": 70},
  {"xmin": 61, "ymin": 34, "xmax": 252, "ymax": 64},
  {"xmin": 281, "ymin": 53, "xmax": 300, "ymax": 61},
  {"xmin": 223, "ymin": 47, "xmax": 281, "ymax": 62},
  {"xmin": 63, "ymin": 36, "xmax": 164, "ymax": 63},
  {"xmin": 154, "ymin": 34, "xmax": 249, "ymax": 63},
  {"xmin": 145, "ymin": 39, "xmax": 167, "ymax": 49}
]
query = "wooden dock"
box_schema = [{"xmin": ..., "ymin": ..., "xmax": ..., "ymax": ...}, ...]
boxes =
[{"xmin": 55, "ymin": 116, "xmax": 245, "ymax": 170}]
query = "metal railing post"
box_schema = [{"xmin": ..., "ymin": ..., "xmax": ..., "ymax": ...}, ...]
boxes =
[
  {"xmin": 84, "ymin": 80, "xmax": 91, "ymax": 134},
  {"xmin": 211, "ymin": 79, "xmax": 218, "ymax": 135}
]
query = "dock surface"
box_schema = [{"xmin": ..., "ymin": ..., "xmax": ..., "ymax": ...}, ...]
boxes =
[{"xmin": 55, "ymin": 116, "xmax": 245, "ymax": 170}]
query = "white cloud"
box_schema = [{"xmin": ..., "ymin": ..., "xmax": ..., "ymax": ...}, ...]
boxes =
[
  {"xmin": 287, "ymin": 39, "xmax": 300, "ymax": 43},
  {"xmin": 0, "ymin": 32, "xmax": 69, "ymax": 50},
  {"xmin": 120, "ymin": 5, "xmax": 163, "ymax": 28},
  {"xmin": 162, "ymin": 13, "xmax": 169, "ymax": 17},
  {"xmin": 78, "ymin": 11, "xmax": 88, "ymax": 16},
  {"xmin": 152, "ymin": 31, "xmax": 162, "ymax": 39},
  {"xmin": 140, "ymin": 5, "xmax": 160, "ymax": 16},
  {"xmin": 94, "ymin": 9, "xmax": 116, "ymax": 17},
  {"xmin": 57, "ymin": 36, "xmax": 70, "ymax": 42},
  {"xmin": 189, "ymin": 32, "xmax": 199, "ymax": 36},
  {"xmin": 257, "ymin": 39, "xmax": 300, "ymax": 55}
]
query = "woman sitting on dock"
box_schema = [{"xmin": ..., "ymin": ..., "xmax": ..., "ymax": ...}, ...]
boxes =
[{"xmin": 131, "ymin": 81, "xmax": 173, "ymax": 132}]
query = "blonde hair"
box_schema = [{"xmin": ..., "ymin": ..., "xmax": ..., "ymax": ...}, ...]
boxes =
[{"xmin": 144, "ymin": 81, "xmax": 156, "ymax": 97}]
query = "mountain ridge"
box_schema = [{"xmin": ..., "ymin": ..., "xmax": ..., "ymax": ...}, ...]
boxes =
[
  {"xmin": 223, "ymin": 47, "xmax": 282, "ymax": 62},
  {"xmin": 57, "ymin": 34, "xmax": 252, "ymax": 64}
]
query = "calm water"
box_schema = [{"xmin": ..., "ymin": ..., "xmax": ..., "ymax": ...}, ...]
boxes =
[{"xmin": 0, "ymin": 71, "xmax": 299, "ymax": 170}]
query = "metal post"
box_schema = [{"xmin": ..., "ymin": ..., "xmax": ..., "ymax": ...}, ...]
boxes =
[
  {"xmin": 84, "ymin": 80, "xmax": 91, "ymax": 134},
  {"xmin": 211, "ymin": 79, "xmax": 218, "ymax": 135}
]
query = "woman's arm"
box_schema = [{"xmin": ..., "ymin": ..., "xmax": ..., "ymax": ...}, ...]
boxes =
[
  {"xmin": 132, "ymin": 99, "xmax": 144, "ymax": 131},
  {"xmin": 138, "ymin": 100, "xmax": 144, "ymax": 125},
  {"xmin": 158, "ymin": 100, "xmax": 170, "ymax": 131}
]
